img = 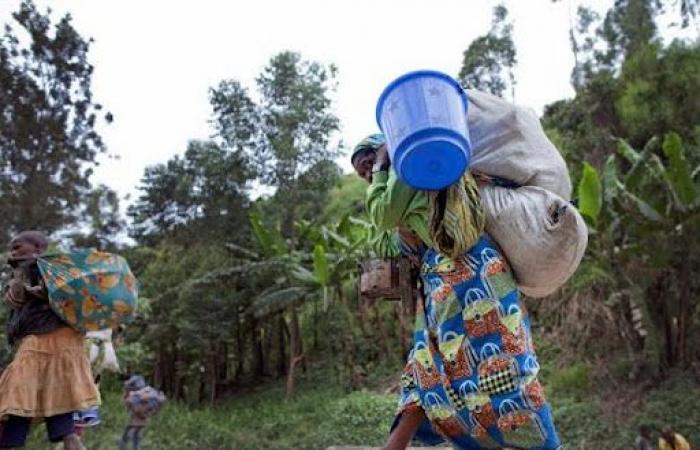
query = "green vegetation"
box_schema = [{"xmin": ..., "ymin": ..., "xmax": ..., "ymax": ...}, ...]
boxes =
[
  {"xmin": 2, "ymin": 0, "xmax": 700, "ymax": 449},
  {"xmin": 20, "ymin": 363, "xmax": 700, "ymax": 449},
  {"xmin": 24, "ymin": 380, "xmax": 397, "ymax": 450}
]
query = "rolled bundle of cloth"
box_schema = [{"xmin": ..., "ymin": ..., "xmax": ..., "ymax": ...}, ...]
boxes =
[{"xmin": 86, "ymin": 328, "xmax": 121, "ymax": 374}]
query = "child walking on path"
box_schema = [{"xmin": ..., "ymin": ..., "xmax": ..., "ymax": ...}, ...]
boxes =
[
  {"xmin": 0, "ymin": 231, "xmax": 100, "ymax": 449},
  {"xmin": 120, "ymin": 375, "xmax": 165, "ymax": 450}
]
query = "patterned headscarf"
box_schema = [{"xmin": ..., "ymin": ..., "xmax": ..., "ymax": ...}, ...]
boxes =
[{"xmin": 351, "ymin": 133, "xmax": 386, "ymax": 165}]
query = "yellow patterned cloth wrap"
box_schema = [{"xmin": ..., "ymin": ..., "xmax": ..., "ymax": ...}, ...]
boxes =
[
  {"xmin": 428, "ymin": 172, "xmax": 486, "ymax": 259},
  {"xmin": 37, "ymin": 250, "xmax": 138, "ymax": 333}
]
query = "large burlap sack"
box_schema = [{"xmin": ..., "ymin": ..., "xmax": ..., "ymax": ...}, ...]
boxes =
[
  {"xmin": 481, "ymin": 184, "xmax": 588, "ymax": 298},
  {"xmin": 467, "ymin": 90, "xmax": 572, "ymax": 200}
]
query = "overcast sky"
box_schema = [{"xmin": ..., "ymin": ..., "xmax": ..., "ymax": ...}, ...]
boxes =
[{"xmin": 3, "ymin": 0, "xmax": 689, "ymax": 206}]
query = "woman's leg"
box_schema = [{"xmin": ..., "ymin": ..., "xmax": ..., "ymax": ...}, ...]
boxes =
[
  {"xmin": 0, "ymin": 415, "xmax": 31, "ymax": 448},
  {"xmin": 45, "ymin": 412, "xmax": 84, "ymax": 450},
  {"xmin": 61, "ymin": 433, "xmax": 85, "ymax": 450},
  {"xmin": 383, "ymin": 408, "xmax": 426, "ymax": 450}
]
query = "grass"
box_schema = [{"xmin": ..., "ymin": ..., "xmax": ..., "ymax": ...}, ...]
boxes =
[
  {"xmin": 22, "ymin": 372, "xmax": 700, "ymax": 450},
  {"xmin": 24, "ymin": 383, "xmax": 397, "ymax": 450},
  {"xmin": 21, "ymin": 365, "xmax": 699, "ymax": 449},
  {"xmin": 544, "ymin": 367, "xmax": 700, "ymax": 449}
]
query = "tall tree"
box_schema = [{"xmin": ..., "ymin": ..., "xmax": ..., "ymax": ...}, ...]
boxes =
[
  {"xmin": 597, "ymin": 0, "xmax": 660, "ymax": 70},
  {"xmin": 458, "ymin": 4, "xmax": 517, "ymax": 99},
  {"xmin": 211, "ymin": 51, "xmax": 341, "ymax": 240},
  {"xmin": 676, "ymin": 0, "xmax": 699, "ymax": 26},
  {"xmin": 70, "ymin": 184, "xmax": 125, "ymax": 250},
  {"xmin": 543, "ymin": 0, "xmax": 700, "ymax": 377},
  {"xmin": 569, "ymin": 6, "xmax": 602, "ymax": 90},
  {"xmin": 0, "ymin": 1, "xmax": 111, "ymax": 246},
  {"xmin": 127, "ymin": 140, "xmax": 252, "ymax": 246},
  {"xmin": 207, "ymin": 53, "xmax": 341, "ymax": 395}
]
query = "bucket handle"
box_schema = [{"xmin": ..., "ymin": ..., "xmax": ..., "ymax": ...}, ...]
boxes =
[
  {"xmin": 524, "ymin": 355, "xmax": 540, "ymax": 374},
  {"xmin": 481, "ymin": 248, "xmax": 499, "ymax": 264},
  {"xmin": 458, "ymin": 380, "xmax": 479, "ymax": 398},
  {"xmin": 415, "ymin": 340, "xmax": 428, "ymax": 352},
  {"xmin": 439, "ymin": 330, "xmax": 461, "ymax": 344},
  {"xmin": 498, "ymin": 399, "xmax": 521, "ymax": 417},
  {"xmin": 479, "ymin": 343, "xmax": 502, "ymax": 360},
  {"xmin": 464, "ymin": 288, "xmax": 487, "ymax": 305},
  {"xmin": 423, "ymin": 392, "xmax": 446, "ymax": 409}
]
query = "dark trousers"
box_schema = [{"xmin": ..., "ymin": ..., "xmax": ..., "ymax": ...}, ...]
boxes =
[
  {"xmin": 119, "ymin": 426, "xmax": 144, "ymax": 450},
  {"xmin": 0, "ymin": 412, "xmax": 75, "ymax": 448}
]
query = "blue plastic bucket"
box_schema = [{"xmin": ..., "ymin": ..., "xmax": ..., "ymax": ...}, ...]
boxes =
[{"xmin": 376, "ymin": 70, "xmax": 471, "ymax": 190}]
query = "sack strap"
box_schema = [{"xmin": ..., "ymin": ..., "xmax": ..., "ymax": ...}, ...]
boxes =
[
  {"xmin": 473, "ymin": 170, "xmax": 580, "ymax": 209},
  {"xmin": 472, "ymin": 171, "xmax": 521, "ymax": 189}
]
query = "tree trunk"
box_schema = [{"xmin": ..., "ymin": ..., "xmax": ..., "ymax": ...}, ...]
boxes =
[
  {"xmin": 277, "ymin": 314, "xmax": 287, "ymax": 377},
  {"xmin": 251, "ymin": 320, "xmax": 265, "ymax": 377},
  {"xmin": 263, "ymin": 322, "xmax": 274, "ymax": 375},
  {"xmin": 286, "ymin": 353, "xmax": 305, "ymax": 400},
  {"xmin": 663, "ymin": 300, "xmax": 676, "ymax": 370},
  {"xmin": 173, "ymin": 345, "xmax": 183, "ymax": 400},
  {"xmin": 210, "ymin": 343, "xmax": 217, "ymax": 406},
  {"xmin": 198, "ymin": 372, "xmax": 206, "ymax": 404},
  {"xmin": 312, "ymin": 297, "xmax": 319, "ymax": 351},
  {"xmin": 235, "ymin": 307, "xmax": 244, "ymax": 381},
  {"xmin": 253, "ymin": 321, "xmax": 265, "ymax": 377},
  {"xmin": 279, "ymin": 185, "xmax": 298, "ymax": 243},
  {"xmin": 677, "ymin": 258, "xmax": 690, "ymax": 367},
  {"xmin": 374, "ymin": 304, "xmax": 394, "ymax": 361},
  {"xmin": 154, "ymin": 346, "xmax": 164, "ymax": 391},
  {"xmin": 337, "ymin": 285, "xmax": 360, "ymax": 388},
  {"xmin": 286, "ymin": 307, "xmax": 303, "ymax": 398},
  {"xmin": 644, "ymin": 271, "xmax": 670, "ymax": 375},
  {"xmin": 220, "ymin": 341, "xmax": 228, "ymax": 383}
]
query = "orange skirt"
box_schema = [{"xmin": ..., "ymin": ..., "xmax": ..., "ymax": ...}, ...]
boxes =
[{"xmin": 0, "ymin": 327, "xmax": 100, "ymax": 418}]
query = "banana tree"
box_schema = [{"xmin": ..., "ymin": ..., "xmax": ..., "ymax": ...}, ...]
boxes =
[
  {"xmin": 246, "ymin": 211, "xmax": 370, "ymax": 396},
  {"xmin": 579, "ymin": 132, "xmax": 700, "ymax": 372}
]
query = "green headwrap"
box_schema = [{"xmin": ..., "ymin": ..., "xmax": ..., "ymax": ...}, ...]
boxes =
[{"xmin": 351, "ymin": 133, "xmax": 386, "ymax": 165}]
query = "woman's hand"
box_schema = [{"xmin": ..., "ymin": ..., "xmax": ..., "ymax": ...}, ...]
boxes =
[{"xmin": 374, "ymin": 144, "xmax": 390, "ymax": 171}]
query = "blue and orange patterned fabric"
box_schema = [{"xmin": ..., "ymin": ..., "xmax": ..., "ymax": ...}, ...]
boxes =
[
  {"xmin": 36, "ymin": 249, "xmax": 138, "ymax": 333},
  {"xmin": 396, "ymin": 235, "xmax": 561, "ymax": 450},
  {"xmin": 126, "ymin": 386, "xmax": 166, "ymax": 417}
]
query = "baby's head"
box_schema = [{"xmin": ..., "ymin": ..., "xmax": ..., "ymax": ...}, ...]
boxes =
[
  {"xmin": 8, "ymin": 231, "xmax": 49, "ymax": 260},
  {"xmin": 124, "ymin": 374, "xmax": 146, "ymax": 392}
]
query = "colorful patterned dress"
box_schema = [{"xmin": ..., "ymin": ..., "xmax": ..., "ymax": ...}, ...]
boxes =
[{"xmin": 395, "ymin": 234, "xmax": 561, "ymax": 450}]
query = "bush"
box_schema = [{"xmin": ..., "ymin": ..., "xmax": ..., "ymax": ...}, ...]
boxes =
[{"xmin": 548, "ymin": 362, "xmax": 592, "ymax": 401}]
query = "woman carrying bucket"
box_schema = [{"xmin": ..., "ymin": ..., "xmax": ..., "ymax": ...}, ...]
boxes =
[{"xmin": 351, "ymin": 70, "xmax": 561, "ymax": 450}]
